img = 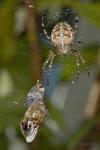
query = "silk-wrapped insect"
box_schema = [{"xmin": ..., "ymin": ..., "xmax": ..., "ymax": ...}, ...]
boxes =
[{"xmin": 20, "ymin": 80, "xmax": 48, "ymax": 143}]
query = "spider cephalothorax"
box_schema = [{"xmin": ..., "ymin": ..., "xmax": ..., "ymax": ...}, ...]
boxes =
[{"xmin": 42, "ymin": 10, "xmax": 90, "ymax": 83}]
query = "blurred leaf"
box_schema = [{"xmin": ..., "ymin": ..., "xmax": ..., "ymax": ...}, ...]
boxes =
[
  {"xmin": 66, "ymin": 117, "xmax": 100, "ymax": 150},
  {"xmin": 0, "ymin": 0, "xmax": 20, "ymax": 66},
  {"xmin": 0, "ymin": 132, "xmax": 8, "ymax": 149}
]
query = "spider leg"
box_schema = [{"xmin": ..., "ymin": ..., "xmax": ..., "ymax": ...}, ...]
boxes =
[
  {"xmin": 42, "ymin": 50, "xmax": 56, "ymax": 85},
  {"xmin": 77, "ymin": 50, "xmax": 90, "ymax": 77},
  {"xmin": 48, "ymin": 51, "xmax": 57, "ymax": 72},
  {"xmin": 42, "ymin": 50, "xmax": 53, "ymax": 71},
  {"xmin": 74, "ymin": 11, "xmax": 78, "ymax": 35},
  {"xmin": 72, "ymin": 50, "xmax": 90, "ymax": 80},
  {"xmin": 71, "ymin": 41, "xmax": 83, "ymax": 45},
  {"xmin": 47, "ymin": 52, "xmax": 57, "ymax": 85},
  {"xmin": 72, "ymin": 50, "xmax": 81, "ymax": 83},
  {"xmin": 42, "ymin": 51, "xmax": 52, "ymax": 85},
  {"xmin": 42, "ymin": 17, "xmax": 51, "ymax": 40}
]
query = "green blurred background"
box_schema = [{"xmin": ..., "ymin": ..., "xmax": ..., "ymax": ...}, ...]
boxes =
[{"xmin": 0, "ymin": 0, "xmax": 100, "ymax": 150}]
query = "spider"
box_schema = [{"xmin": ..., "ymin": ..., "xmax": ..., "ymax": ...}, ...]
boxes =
[{"xmin": 42, "ymin": 11, "xmax": 90, "ymax": 83}]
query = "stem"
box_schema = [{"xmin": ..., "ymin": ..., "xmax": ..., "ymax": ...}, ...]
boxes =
[{"xmin": 25, "ymin": 0, "xmax": 42, "ymax": 82}]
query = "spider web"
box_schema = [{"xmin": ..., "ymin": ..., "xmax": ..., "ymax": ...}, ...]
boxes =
[
  {"xmin": 39, "ymin": 8, "xmax": 84, "ymax": 84},
  {"xmin": 0, "ymin": 8, "xmax": 80, "ymax": 90},
  {"xmin": 0, "ymin": 8, "xmax": 80, "ymax": 120},
  {"xmin": 40, "ymin": 8, "xmax": 77, "ymax": 42},
  {"xmin": 0, "ymin": 5, "xmax": 99, "ymax": 149}
]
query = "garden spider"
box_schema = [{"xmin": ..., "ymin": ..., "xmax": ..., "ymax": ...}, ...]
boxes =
[{"xmin": 42, "ymin": 10, "xmax": 90, "ymax": 83}]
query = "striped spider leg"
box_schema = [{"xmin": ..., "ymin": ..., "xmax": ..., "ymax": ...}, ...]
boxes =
[
  {"xmin": 42, "ymin": 50, "xmax": 58, "ymax": 85},
  {"xmin": 72, "ymin": 49, "xmax": 90, "ymax": 83}
]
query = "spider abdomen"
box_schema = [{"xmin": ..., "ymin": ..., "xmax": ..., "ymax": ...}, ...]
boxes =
[{"xmin": 51, "ymin": 22, "xmax": 74, "ymax": 48}]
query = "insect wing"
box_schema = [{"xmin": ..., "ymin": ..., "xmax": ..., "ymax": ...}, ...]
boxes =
[{"xmin": 26, "ymin": 123, "xmax": 39, "ymax": 143}]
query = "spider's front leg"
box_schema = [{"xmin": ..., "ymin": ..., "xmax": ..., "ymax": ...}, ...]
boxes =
[
  {"xmin": 42, "ymin": 50, "xmax": 56, "ymax": 71},
  {"xmin": 42, "ymin": 17, "xmax": 51, "ymax": 41},
  {"xmin": 72, "ymin": 49, "xmax": 90, "ymax": 83},
  {"xmin": 42, "ymin": 50, "xmax": 57, "ymax": 85}
]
